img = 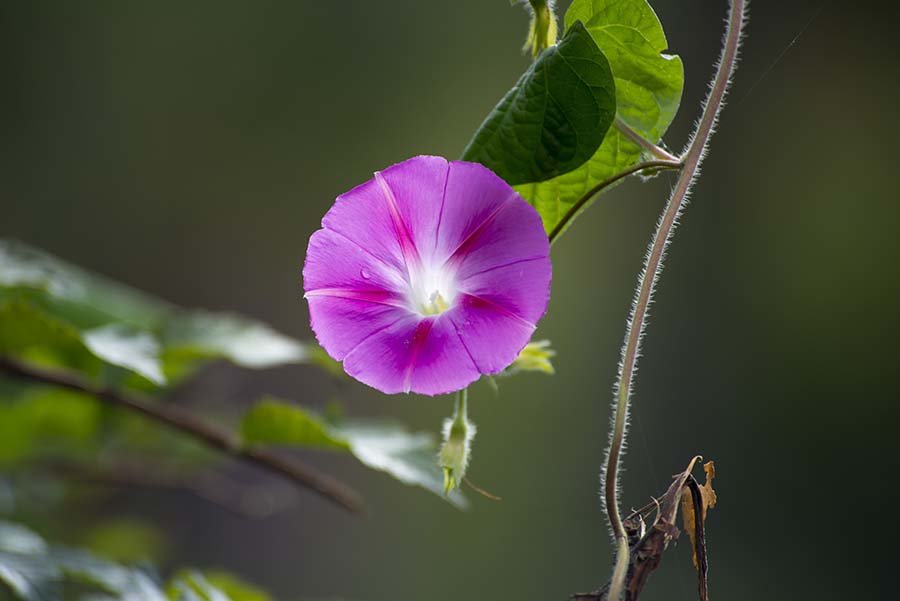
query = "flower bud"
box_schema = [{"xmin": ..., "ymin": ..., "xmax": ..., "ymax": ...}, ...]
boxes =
[
  {"xmin": 504, "ymin": 339, "xmax": 556, "ymax": 376},
  {"xmin": 522, "ymin": 0, "xmax": 558, "ymax": 59},
  {"xmin": 439, "ymin": 391, "xmax": 476, "ymax": 495}
]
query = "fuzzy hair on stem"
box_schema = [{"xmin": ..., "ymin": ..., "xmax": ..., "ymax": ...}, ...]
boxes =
[{"xmin": 602, "ymin": 1, "xmax": 748, "ymax": 600}]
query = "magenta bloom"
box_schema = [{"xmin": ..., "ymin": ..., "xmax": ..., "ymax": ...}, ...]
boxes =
[{"xmin": 303, "ymin": 156, "xmax": 551, "ymax": 395}]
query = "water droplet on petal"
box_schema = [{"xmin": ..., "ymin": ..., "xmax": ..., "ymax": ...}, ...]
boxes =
[{"xmin": 360, "ymin": 268, "xmax": 371, "ymax": 280}]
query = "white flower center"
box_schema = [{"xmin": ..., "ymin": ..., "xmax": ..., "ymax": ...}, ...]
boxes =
[{"xmin": 408, "ymin": 262, "xmax": 458, "ymax": 316}]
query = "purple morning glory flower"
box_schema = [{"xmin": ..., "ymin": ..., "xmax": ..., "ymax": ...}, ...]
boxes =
[{"xmin": 303, "ymin": 156, "xmax": 551, "ymax": 396}]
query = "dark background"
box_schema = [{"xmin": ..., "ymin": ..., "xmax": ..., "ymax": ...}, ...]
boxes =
[{"xmin": 3, "ymin": 1, "xmax": 899, "ymax": 599}]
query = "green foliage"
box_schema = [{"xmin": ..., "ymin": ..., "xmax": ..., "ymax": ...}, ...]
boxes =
[
  {"xmin": 0, "ymin": 239, "xmax": 324, "ymax": 389},
  {"xmin": 84, "ymin": 519, "xmax": 167, "ymax": 565},
  {"xmin": 241, "ymin": 399, "xmax": 467, "ymax": 508},
  {"xmin": 201, "ymin": 572, "xmax": 271, "ymax": 601},
  {"xmin": 515, "ymin": 0, "xmax": 684, "ymax": 238},
  {"xmin": 502, "ymin": 339, "xmax": 556, "ymax": 376},
  {"xmin": 462, "ymin": 21, "xmax": 616, "ymax": 186},
  {"xmin": 241, "ymin": 398, "xmax": 350, "ymax": 451},
  {"xmin": 0, "ymin": 382, "xmax": 100, "ymax": 467},
  {"xmin": 0, "ymin": 520, "xmax": 269, "ymax": 601}
]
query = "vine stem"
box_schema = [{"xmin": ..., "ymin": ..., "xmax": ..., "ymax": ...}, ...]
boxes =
[
  {"xmin": 604, "ymin": 1, "xmax": 747, "ymax": 599},
  {"xmin": 548, "ymin": 159, "xmax": 682, "ymax": 245},
  {"xmin": 0, "ymin": 355, "xmax": 365, "ymax": 513}
]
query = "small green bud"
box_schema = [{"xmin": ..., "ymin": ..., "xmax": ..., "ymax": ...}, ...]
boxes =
[
  {"xmin": 504, "ymin": 339, "xmax": 556, "ymax": 376},
  {"xmin": 439, "ymin": 390, "xmax": 476, "ymax": 495},
  {"xmin": 522, "ymin": 0, "xmax": 558, "ymax": 59}
]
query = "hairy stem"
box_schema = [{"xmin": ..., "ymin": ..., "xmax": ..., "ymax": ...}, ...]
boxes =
[
  {"xmin": 614, "ymin": 118, "xmax": 681, "ymax": 163},
  {"xmin": 604, "ymin": 1, "xmax": 746, "ymax": 599},
  {"xmin": 0, "ymin": 355, "xmax": 364, "ymax": 513},
  {"xmin": 548, "ymin": 159, "xmax": 682, "ymax": 245}
]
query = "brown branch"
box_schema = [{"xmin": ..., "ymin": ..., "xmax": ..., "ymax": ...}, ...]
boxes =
[{"xmin": 0, "ymin": 355, "xmax": 364, "ymax": 513}]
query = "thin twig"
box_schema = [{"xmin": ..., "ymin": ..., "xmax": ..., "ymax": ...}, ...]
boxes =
[
  {"xmin": 613, "ymin": 118, "xmax": 681, "ymax": 163},
  {"xmin": 0, "ymin": 355, "xmax": 364, "ymax": 512},
  {"xmin": 604, "ymin": 1, "xmax": 747, "ymax": 599},
  {"xmin": 548, "ymin": 159, "xmax": 683, "ymax": 244}
]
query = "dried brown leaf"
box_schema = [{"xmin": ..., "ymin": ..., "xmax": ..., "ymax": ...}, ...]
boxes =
[{"xmin": 681, "ymin": 460, "xmax": 717, "ymax": 568}]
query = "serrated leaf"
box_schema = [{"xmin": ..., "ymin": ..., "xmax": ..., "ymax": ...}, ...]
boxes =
[
  {"xmin": 462, "ymin": 21, "xmax": 616, "ymax": 186},
  {"xmin": 515, "ymin": 0, "xmax": 684, "ymax": 239},
  {"xmin": 240, "ymin": 399, "xmax": 466, "ymax": 508}
]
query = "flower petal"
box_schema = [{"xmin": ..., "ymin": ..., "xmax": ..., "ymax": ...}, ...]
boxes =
[
  {"xmin": 457, "ymin": 256, "xmax": 551, "ymax": 324},
  {"xmin": 303, "ymin": 228, "xmax": 407, "ymax": 295},
  {"xmin": 447, "ymin": 188, "xmax": 550, "ymax": 279},
  {"xmin": 342, "ymin": 314, "xmax": 481, "ymax": 396},
  {"xmin": 448, "ymin": 294, "xmax": 537, "ymax": 375},
  {"xmin": 307, "ymin": 296, "xmax": 409, "ymax": 361},
  {"xmin": 434, "ymin": 161, "xmax": 517, "ymax": 263},
  {"xmin": 376, "ymin": 155, "xmax": 450, "ymax": 264},
  {"xmin": 321, "ymin": 178, "xmax": 408, "ymax": 275}
]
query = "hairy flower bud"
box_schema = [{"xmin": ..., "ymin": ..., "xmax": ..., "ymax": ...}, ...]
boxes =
[
  {"xmin": 439, "ymin": 390, "xmax": 476, "ymax": 494},
  {"xmin": 522, "ymin": 0, "xmax": 558, "ymax": 58},
  {"xmin": 505, "ymin": 339, "xmax": 556, "ymax": 376}
]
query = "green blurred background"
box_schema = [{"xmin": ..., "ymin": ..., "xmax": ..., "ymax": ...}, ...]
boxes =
[{"xmin": 3, "ymin": 0, "xmax": 899, "ymax": 599}]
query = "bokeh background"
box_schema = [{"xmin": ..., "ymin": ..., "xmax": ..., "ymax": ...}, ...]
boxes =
[{"xmin": 3, "ymin": 0, "xmax": 899, "ymax": 599}]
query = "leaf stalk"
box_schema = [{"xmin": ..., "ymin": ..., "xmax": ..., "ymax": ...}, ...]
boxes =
[{"xmin": 613, "ymin": 117, "xmax": 681, "ymax": 163}]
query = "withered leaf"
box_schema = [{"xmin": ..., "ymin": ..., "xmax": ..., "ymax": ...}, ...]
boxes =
[{"xmin": 681, "ymin": 460, "xmax": 717, "ymax": 568}]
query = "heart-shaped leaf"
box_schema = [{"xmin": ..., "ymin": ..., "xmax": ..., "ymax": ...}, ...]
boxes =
[{"xmin": 462, "ymin": 21, "xmax": 616, "ymax": 186}]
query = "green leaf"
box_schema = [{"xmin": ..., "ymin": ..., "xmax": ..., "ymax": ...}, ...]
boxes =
[
  {"xmin": 515, "ymin": 0, "xmax": 684, "ymax": 239},
  {"xmin": 0, "ymin": 300, "xmax": 104, "ymax": 378},
  {"xmin": 0, "ymin": 520, "xmax": 169, "ymax": 601},
  {"xmin": 462, "ymin": 21, "xmax": 616, "ymax": 186},
  {"xmin": 84, "ymin": 519, "xmax": 166, "ymax": 565},
  {"xmin": 339, "ymin": 421, "xmax": 466, "ymax": 508},
  {"xmin": 83, "ymin": 324, "xmax": 166, "ymax": 385},
  {"xmin": 0, "ymin": 382, "xmax": 101, "ymax": 467},
  {"xmin": 240, "ymin": 399, "xmax": 466, "ymax": 508},
  {"xmin": 169, "ymin": 572, "xmax": 231, "ymax": 601},
  {"xmin": 202, "ymin": 572, "xmax": 270, "ymax": 601},
  {"xmin": 0, "ymin": 239, "xmax": 327, "ymax": 388},
  {"xmin": 241, "ymin": 398, "xmax": 349, "ymax": 451},
  {"xmin": 0, "ymin": 520, "xmax": 273, "ymax": 601},
  {"xmin": 161, "ymin": 312, "xmax": 308, "ymax": 372}
]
